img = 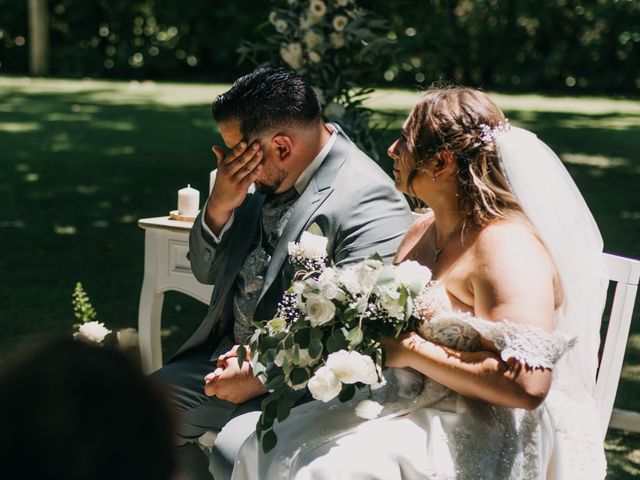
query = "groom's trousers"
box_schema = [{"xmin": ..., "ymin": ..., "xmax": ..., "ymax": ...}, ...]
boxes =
[{"xmin": 151, "ymin": 335, "xmax": 263, "ymax": 480}]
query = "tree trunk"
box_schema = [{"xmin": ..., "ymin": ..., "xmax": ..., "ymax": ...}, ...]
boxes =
[{"xmin": 28, "ymin": 0, "xmax": 48, "ymax": 76}]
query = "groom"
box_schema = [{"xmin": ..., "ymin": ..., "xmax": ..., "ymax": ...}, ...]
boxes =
[{"xmin": 153, "ymin": 67, "xmax": 413, "ymax": 479}]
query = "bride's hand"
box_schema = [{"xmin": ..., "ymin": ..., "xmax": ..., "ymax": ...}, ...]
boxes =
[{"xmin": 381, "ymin": 333, "xmax": 425, "ymax": 368}]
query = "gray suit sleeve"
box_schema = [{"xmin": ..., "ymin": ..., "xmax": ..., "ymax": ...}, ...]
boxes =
[
  {"xmin": 189, "ymin": 209, "xmax": 228, "ymax": 284},
  {"xmin": 333, "ymin": 181, "xmax": 412, "ymax": 266}
]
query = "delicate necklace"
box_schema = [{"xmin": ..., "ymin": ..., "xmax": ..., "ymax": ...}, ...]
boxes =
[{"xmin": 433, "ymin": 221, "xmax": 463, "ymax": 263}]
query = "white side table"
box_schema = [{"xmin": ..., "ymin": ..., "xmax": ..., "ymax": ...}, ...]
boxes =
[{"xmin": 138, "ymin": 217, "xmax": 213, "ymax": 373}]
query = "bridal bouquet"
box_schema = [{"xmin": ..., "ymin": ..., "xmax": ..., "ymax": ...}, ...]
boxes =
[{"xmin": 246, "ymin": 229, "xmax": 431, "ymax": 452}]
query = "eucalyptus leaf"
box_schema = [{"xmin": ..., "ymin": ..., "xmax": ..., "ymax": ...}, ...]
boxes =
[
  {"xmin": 339, "ymin": 383, "xmax": 356, "ymax": 402},
  {"xmin": 262, "ymin": 430, "xmax": 278, "ymax": 453},
  {"xmin": 236, "ymin": 345, "xmax": 246, "ymax": 366},
  {"xmin": 347, "ymin": 326, "xmax": 364, "ymax": 347}
]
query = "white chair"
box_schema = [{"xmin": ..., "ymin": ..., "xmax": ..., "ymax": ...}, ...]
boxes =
[{"xmin": 596, "ymin": 253, "xmax": 640, "ymax": 438}]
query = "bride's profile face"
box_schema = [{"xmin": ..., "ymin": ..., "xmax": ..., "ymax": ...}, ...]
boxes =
[{"xmin": 388, "ymin": 121, "xmax": 418, "ymax": 194}]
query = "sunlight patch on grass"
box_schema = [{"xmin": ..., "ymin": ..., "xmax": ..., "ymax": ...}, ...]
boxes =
[
  {"xmin": 53, "ymin": 225, "xmax": 77, "ymax": 235},
  {"xmin": 561, "ymin": 153, "xmax": 633, "ymax": 169},
  {"xmin": 0, "ymin": 122, "xmax": 41, "ymax": 132}
]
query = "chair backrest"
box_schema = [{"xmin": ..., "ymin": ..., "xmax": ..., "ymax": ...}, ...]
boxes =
[{"xmin": 595, "ymin": 253, "xmax": 640, "ymax": 437}]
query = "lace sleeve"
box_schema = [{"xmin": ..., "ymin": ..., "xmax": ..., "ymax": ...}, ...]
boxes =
[{"xmin": 432, "ymin": 311, "xmax": 576, "ymax": 370}]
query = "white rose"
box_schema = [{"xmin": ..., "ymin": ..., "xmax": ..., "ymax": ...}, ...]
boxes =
[
  {"xmin": 338, "ymin": 267, "xmax": 362, "ymax": 296},
  {"xmin": 355, "ymin": 399, "xmax": 383, "ymax": 419},
  {"xmin": 395, "ymin": 260, "xmax": 432, "ymax": 295},
  {"xmin": 74, "ymin": 321, "xmax": 111, "ymax": 344},
  {"xmin": 299, "ymin": 231, "xmax": 328, "ymax": 258},
  {"xmin": 326, "ymin": 350, "xmax": 378, "ymax": 385},
  {"xmin": 309, "ymin": 0, "xmax": 327, "ymax": 19},
  {"xmin": 280, "ymin": 43, "xmax": 303, "ymax": 70},
  {"xmin": 355, "ymin": 260, "xmax": 382, "ymax": 290},
  {"xmin": 332, "ymin": 15, "xmax": 348, "ymax": 32},
  {"xmin": 308, "ymin": 366, "xmax": 342, "ymax": 402},
  {"xmin": 275, "ymin": 19, "xmax": 288, "ymax": 33},
  {"xmin": 318, "ymin": 268, "xmax": 340, "ymax": 299},
  {"xmin": 378, "ymin": 289, "xmax": 404, "ymax": 319},
  {"xmin": 305, "ymin": 293, "xmax": 336, "ymax": 326},
  {"xmin": 304, "ymin": 30, "xmax": 323, "ymax": 50},
  {"xmin": 116, "ymin": 328, "xmax": 139, "ymax": 349},
  {"xmin": 308, "ymin": 51, "xmax": 322, "ymax": 63},
  {"xmin": 329, "ymin": 32, "xmax": 345, "ymax": 49}
]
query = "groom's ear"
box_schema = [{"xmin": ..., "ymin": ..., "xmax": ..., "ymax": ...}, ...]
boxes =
[{"xmin": 271, "ymin": 134, "xmax": 293, "ymax": 162}]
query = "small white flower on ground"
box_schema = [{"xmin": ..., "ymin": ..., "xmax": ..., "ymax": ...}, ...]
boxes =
[
  {"xmin": 355, "ymin": 399, "xmax": 384, "ymax": 419},
  {"xmin": 332, "ymin": 15, "xmax": 348, "ymax": 32},
  {"xmin": 308, "ymin": 366, "xmax": 342, "ymax": 402},
  {"xmin": 280, "ymin": 43, "xmax": 303, "ymax": 70},
  {"xmin": 275, "ymin": 19, "xmax": 288, "ymax": 33},
  {"xmin": 309, "ymin": 0, "xmax": 327, "ymax": 19},
  {"xmin": 116, "ymin": 328, "xmax": 139, "ymax": 348},
  {"xmin": 74, "ymin": 321, "xmax": 111, "ymax": 344},
  {"xmin": 304, "ymin": 30, "xmax": 323, "ymax": 50},
  {"xmin": 268, "ymin": 11, "xmax": 278, "ymax": 25},
  {"xmin": 326, "ymin": 350, "xmax": 378, "ymax": 384},
  {"xmin": 308, "ymin": 51, "xmax": 322, "ymax": 63},
  {"xmin": 305, "ymin": 293, "xmax": 336, "ymax": 326},
  {"xmin": 299, "ymin": 231, "xmax": 328, "ymax": 258},
  {"xmin": 395, "ymin": 260, "xmax": 432, "ymax": 295},
  {"xmin": 329, "ymin": 32, "xmax": 345, "ymax": 48}
]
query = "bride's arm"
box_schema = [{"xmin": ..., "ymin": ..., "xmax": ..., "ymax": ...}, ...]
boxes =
[{"xmin": 383, "ymin": 222, "xmax": 557, "ymax": 411}]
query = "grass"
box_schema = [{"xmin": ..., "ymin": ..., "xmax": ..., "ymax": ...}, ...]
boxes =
[{"xmin": 1, "ymin": 76, "xmax": 639, "ymax": 477}]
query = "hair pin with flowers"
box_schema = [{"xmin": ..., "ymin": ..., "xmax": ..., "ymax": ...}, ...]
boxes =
[{"xmin": 479, "ymin": 121, "xmax": 511, "ymax": 144}]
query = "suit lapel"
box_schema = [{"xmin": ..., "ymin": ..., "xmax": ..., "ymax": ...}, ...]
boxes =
[{"xmin": 256, "ymin": 130, "xmax": 351, "ymax": 307}]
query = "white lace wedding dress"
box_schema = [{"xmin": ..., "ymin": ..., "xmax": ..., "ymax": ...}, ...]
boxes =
[
  {"xmin": 231, "ymin": 127, "xmax": 608, "ymax": 479},
  {"xmin": 231, "ymin": 286, "xmax": 606, "ymax": 480}
]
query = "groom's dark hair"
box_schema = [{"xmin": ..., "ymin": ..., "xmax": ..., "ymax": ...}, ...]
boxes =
[{"xmin": 212, "ymin": 67, "xmax": 322, "ymax": 139}]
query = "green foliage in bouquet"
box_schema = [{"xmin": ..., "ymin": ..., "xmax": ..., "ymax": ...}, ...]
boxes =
[
  {"xmin": 237, "ymin": 0, "xmax": 395, "ymax": 159},
  {"xmin": 248, "ymin": 231, "xmax": 431, "ymax": 452}
]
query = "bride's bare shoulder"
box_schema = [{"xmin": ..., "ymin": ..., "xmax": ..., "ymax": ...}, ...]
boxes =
[{"xmin": 472, "ymin": 219, "xmax": 556, "ymax": 281}]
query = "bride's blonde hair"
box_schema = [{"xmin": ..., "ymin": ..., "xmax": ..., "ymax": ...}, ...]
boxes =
[{"xmin": 406, "ymin": 85, "xmax": 523, "ymax": 227}]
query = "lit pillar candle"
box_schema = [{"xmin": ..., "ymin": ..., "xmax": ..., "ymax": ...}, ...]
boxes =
[{"xmin": 178, "ymin": 184, "xmax": 200, "ymax": 217}]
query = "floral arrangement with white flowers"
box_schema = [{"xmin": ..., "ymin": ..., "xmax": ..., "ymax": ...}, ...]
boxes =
[
  {"xmin": 72, "ymin": 282, "xmax": 139, "ymax": 351},
  {"xmin": 237, "ymin": 0, "xmax": 394, "ymax": 159},
  {"xmin": 245, "ymin": 230, "xmax": 432, "ymax": 452}
]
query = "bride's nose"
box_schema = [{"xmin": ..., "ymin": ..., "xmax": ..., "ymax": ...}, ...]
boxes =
[{"xmin": 387, "ymin": 139, "xmax": 399, "ymax": 159}]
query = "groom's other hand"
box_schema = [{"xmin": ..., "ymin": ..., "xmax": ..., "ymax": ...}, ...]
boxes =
[
  {"xmin": 203, "ymin": 357, "xmax": 264, "ymax": 404},
  {"xmin": 206, "ymin": 140, "xmax": 263, "ymax": 236}
]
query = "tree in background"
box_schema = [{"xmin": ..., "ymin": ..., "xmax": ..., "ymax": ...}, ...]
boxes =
[{"xmin": 238, "ymin": 0, "xmax": 394, "ymax": 159}]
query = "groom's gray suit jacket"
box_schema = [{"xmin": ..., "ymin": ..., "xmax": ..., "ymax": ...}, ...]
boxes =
[{"xmin": 175, "ymin": 126, "xmax": 413, "ymax": 360}]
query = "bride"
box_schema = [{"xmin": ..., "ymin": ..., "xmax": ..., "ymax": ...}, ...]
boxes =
[{"xmin": 228, "ymin": 86, "xmax": 608, "ymax": 479}]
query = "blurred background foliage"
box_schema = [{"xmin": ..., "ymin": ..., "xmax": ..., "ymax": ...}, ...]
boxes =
[{"xmin": 0, "ymin": 0, "xmax": 638, "ymax": 93}]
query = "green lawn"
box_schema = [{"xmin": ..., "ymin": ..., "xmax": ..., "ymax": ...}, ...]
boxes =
[{"xmin": 1, "ymin": 76, "xmax": 639, "ymax": 477}]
